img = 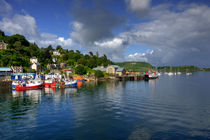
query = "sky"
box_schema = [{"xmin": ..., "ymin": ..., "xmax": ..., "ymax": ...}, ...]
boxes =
[{"xmin": 0, "ymin": 0, "xmax": 210, "ymax": 67}]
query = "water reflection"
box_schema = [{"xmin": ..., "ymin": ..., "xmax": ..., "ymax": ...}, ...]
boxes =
[
  {"xmin": 12, "ymin": 89, "xmax": 42, "ymax": 104},
  {"xmin": 44, "ymin": 87, "xmax": 78, "ymax": 98},
  {"xmin": 1, "ymin": 72, "xmax": 210, "ymax": 139}
]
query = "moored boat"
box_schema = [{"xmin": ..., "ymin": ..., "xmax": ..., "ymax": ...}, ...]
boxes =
[
  {"xmin": 44, "ymin": 79, "xmax": 53, "ymax": 88},
  {"xmin": 16, "ymin": 80, "xmax": 43, "ymax": 91},
  {"xmin": 149, "ymin": 73, "xmax": 158, "ymax": 79},
  {"xmin": 50, "ymin": 82, "xmax": 59, "ymax": 88},
  {"xmin": 12, "ymin": 80, "xmax": 21, "ymax": 89},
  {"xmin": 65, "ymin": 79, "xmax": 77, "ymax": 87}
]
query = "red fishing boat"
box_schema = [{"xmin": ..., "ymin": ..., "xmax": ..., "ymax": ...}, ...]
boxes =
[
  {"xmin": 16, "ymin": 80, "xmax": 43, "ymax": 91},
  {"xmin": 44, "ymin": 79, "xmax": 53, "ymax": 88}
]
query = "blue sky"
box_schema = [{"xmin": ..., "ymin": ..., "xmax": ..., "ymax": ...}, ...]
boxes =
[{"xmin": 1, "ymin": 0, "xmax": 210, "ymax": 67}]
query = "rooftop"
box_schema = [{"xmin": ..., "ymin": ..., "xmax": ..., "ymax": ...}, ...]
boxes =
[
  {"xmin": 93, "ymin": 67, "xmax": 106, "ymax": 72},
  {"xmin": 0, "ymin": 67, "xmax": 12, "ymax": 71}
]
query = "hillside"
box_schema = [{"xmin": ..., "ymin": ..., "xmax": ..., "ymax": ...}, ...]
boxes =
[
  {"xmin": 157, "ymin": 65, "xmax": 200, "ymax": 72},
  {"xmin": 115, "ymin": 62, "xmax": 155, "ymax": 72},
  {"xmin": 0, "ymin": 30, "xmax": 113, "ymax": 74}
]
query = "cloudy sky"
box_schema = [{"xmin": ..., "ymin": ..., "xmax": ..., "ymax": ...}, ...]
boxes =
[{"xmin": 0, "ymin": 0, "xmax": 210, "ymax": 67}]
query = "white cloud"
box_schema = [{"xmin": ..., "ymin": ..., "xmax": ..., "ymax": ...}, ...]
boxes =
[
  {"xmin": 126, "ymin": 50, "xmax": 153, "ymax": 62},
  {"xmin": 94, "ymin": 38, "xmax": 124, "ymax": 49},
  {"xmin": 0, "ymin": 13, "xmax": 75, "ymax": 49},
  {"xmin": 92, "ymin": 37, "xmax": 129, "ymax": 62},
  {"xmin": 122, "ymin": 4, "xmax": 210, "ymax": 66},
  {"xmin": 125, "ymin": 0, "xmax": 151, "ymax": 16},
  {"xmin": 0, "ymin": 0, "xmax": 12, "ymax": 17},
  {"xmin": 32, "ymin": 33, "xmax": 74, "ymax": 48},
  {"xmin": 0, "ymin": 14, "xmax": 39, "ymax": 37}
]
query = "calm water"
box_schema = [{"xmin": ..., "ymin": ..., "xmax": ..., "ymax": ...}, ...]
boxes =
[{"xmin": 0, "ymin": 72, "xmax": 210, "ymax": 140}]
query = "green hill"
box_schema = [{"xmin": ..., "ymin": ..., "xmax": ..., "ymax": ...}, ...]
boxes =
[
  {"xmin": 115, "ymin": 62, "xmax": 155, "ymax": 72},
  {"xmin": 157, "ymin": 65, "xmax": 200, "ymax": 72}
]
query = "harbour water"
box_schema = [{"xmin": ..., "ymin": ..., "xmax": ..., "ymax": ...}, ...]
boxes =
[{"xmin": 0, "ymin": 72, "xmax": 210, "ymax": 139}]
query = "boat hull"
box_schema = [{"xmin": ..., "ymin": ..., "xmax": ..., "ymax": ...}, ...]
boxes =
[
  {"xmin": 64, "ymin": 80, "xmax": 77, "ymax": 88},
  {"xmin": 16, "ymin": 84, "xmax": 43, "ymax": 91}
]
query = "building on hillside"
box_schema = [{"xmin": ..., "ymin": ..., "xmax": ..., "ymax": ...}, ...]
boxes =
[
  {"xmin": 52, "ymin": 57, "xmax": 57, "ymax": 63},
  {"xmin": 11, "ymin": 66, "xmax": 23, "ymax": 73},
  {"xmin": 47, "ymin": 64, "xmax": 60, "ymax": 70},
  {"xmin": 60, "ymin": 63, "xmax": 67, "ymax": 69},
  {"xmin": 53, "ymin": 50, "xmax": 60, "ymax": 56},
  {"xmin": 0, "ymin": 67, "xmax": 12, "ymax": 80},
  {"xmin": 93, "ymin": 65, "xmax": 106, "ymax": 72},
  {"xmin": 62, "ymin": 67, "xmax": 73, "ymax": 78},
  {"xmin": 93, "ymin": 65, "xmax": 126, "ymax": 76},
  {"xmin": 0, "ymin": 41, "xmax": 7, "ymax": 50},
  {"xmin": 30, "ymin": 57, "xmax": 41, "ymax": 72},
  {"xmin": 30, "ymin": 57, "xmax": 38, "ymax": 64}
]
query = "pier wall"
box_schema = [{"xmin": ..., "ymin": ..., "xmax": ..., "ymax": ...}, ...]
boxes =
[
  {"xmin": 0, "ymin": 81, "xmax": 12, "ymax": 88},
  {"xmin": 116, "ymin": 75, "xmax": 144, "ymax": 81}
]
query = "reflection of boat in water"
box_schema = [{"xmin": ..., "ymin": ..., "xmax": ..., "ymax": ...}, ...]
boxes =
[
  {"xmin": 186, "ymin": 72, "xmax": 192, "ymax": 76},
  {"xmin": 177, "ymin": 72, "xmax": 182, "ymax": 75},
  {"xmin": 64, "ymin": 87, "xmax": 77, "ymax": 94},
  {"xmin": 12, "ymin": 89, "xmax": 42, "ymax": 103},
  {"xmin": 167, "ymin": 72, "xmax": 174, "ymax": 76}
]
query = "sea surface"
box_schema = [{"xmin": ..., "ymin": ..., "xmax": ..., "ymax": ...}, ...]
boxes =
[{"xmin": 0, "ymin": 72, "xmax": 210, "ymax": 140}]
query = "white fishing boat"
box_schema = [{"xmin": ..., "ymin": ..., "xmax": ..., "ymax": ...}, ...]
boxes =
[{"xmin": 148, "ymin": 72, "xmax": 158, "ymax": 79}]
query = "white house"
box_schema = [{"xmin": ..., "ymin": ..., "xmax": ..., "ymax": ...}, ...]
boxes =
[
  {"xmin": 53, "ymin": 50, "xmax": 60, "ymax": 56},
  {"xmin": 30, "ymin": 57, "xmax": 38, "ymax": 64},
  {"xmin": 30, "ymin": 57, "xmax": 41, "ymax": 71}
]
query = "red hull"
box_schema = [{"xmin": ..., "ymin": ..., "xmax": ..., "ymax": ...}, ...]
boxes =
[
  {"xmin": 50, "ymin": 82, "xmax": 58, "ymax": 88},
  {"xmin": 16, "ymin": 85, "xmax": 43, "ymax": 91},
  {"xmin": 44, "ymin": 82, "xmax": 51, "ymax": 88}
]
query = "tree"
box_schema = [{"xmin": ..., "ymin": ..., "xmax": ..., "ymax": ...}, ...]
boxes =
[
  {"xmin": 47, "ymin": 45, "xmax": 53, "ymax": 51},
  {"xmin": 94, "ymin": 70, "xmax": 104, "ymax": 78},
  {"xmin": 0, "ymin": 30, "xmax": 5, "ymax": 36},
  {"xmin": 56, "ymin": 45, "xmax": 62, "ymax": 50},
  {"xmin": 75, "ymin": 65, "xmax": 87, "ymax": 75},
  {"xmin": 89, "ymin": 51, "xmax": 93, "ymax": 57}
]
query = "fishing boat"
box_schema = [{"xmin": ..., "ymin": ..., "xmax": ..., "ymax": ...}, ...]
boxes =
[
  {"xmin": 12, "ymin": 80, "xmax": 21, "ymax": 89},
  {"xmin": 149, "ymin": 73, "xmax": 158, "ymax": 79},
  {"xmin": 44, "ymin": 79, "xmax": 53, "ymax": 88},
  {"xmin": 65, "ymin": 79, "xmax": 77, "ymax": 87},
  {"xmin": 16, "ymin": 79, "xmax": 43, "ymax": 91},
  {"xmin": 50, "ymin": 82, "xmax": 59, "ymax": 88}
]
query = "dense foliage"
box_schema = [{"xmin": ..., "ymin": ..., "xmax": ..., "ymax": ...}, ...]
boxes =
[
  {"xmin": 94, "ymin": 70, "xmax": 104, "ymax": 78},
  {"xmin": 115, "ymin": 62, "xmax": 154, "ymax": 72},
  {"xmin": 0, "ymin": 30, "xmax": 113, "ymax": 73}
]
